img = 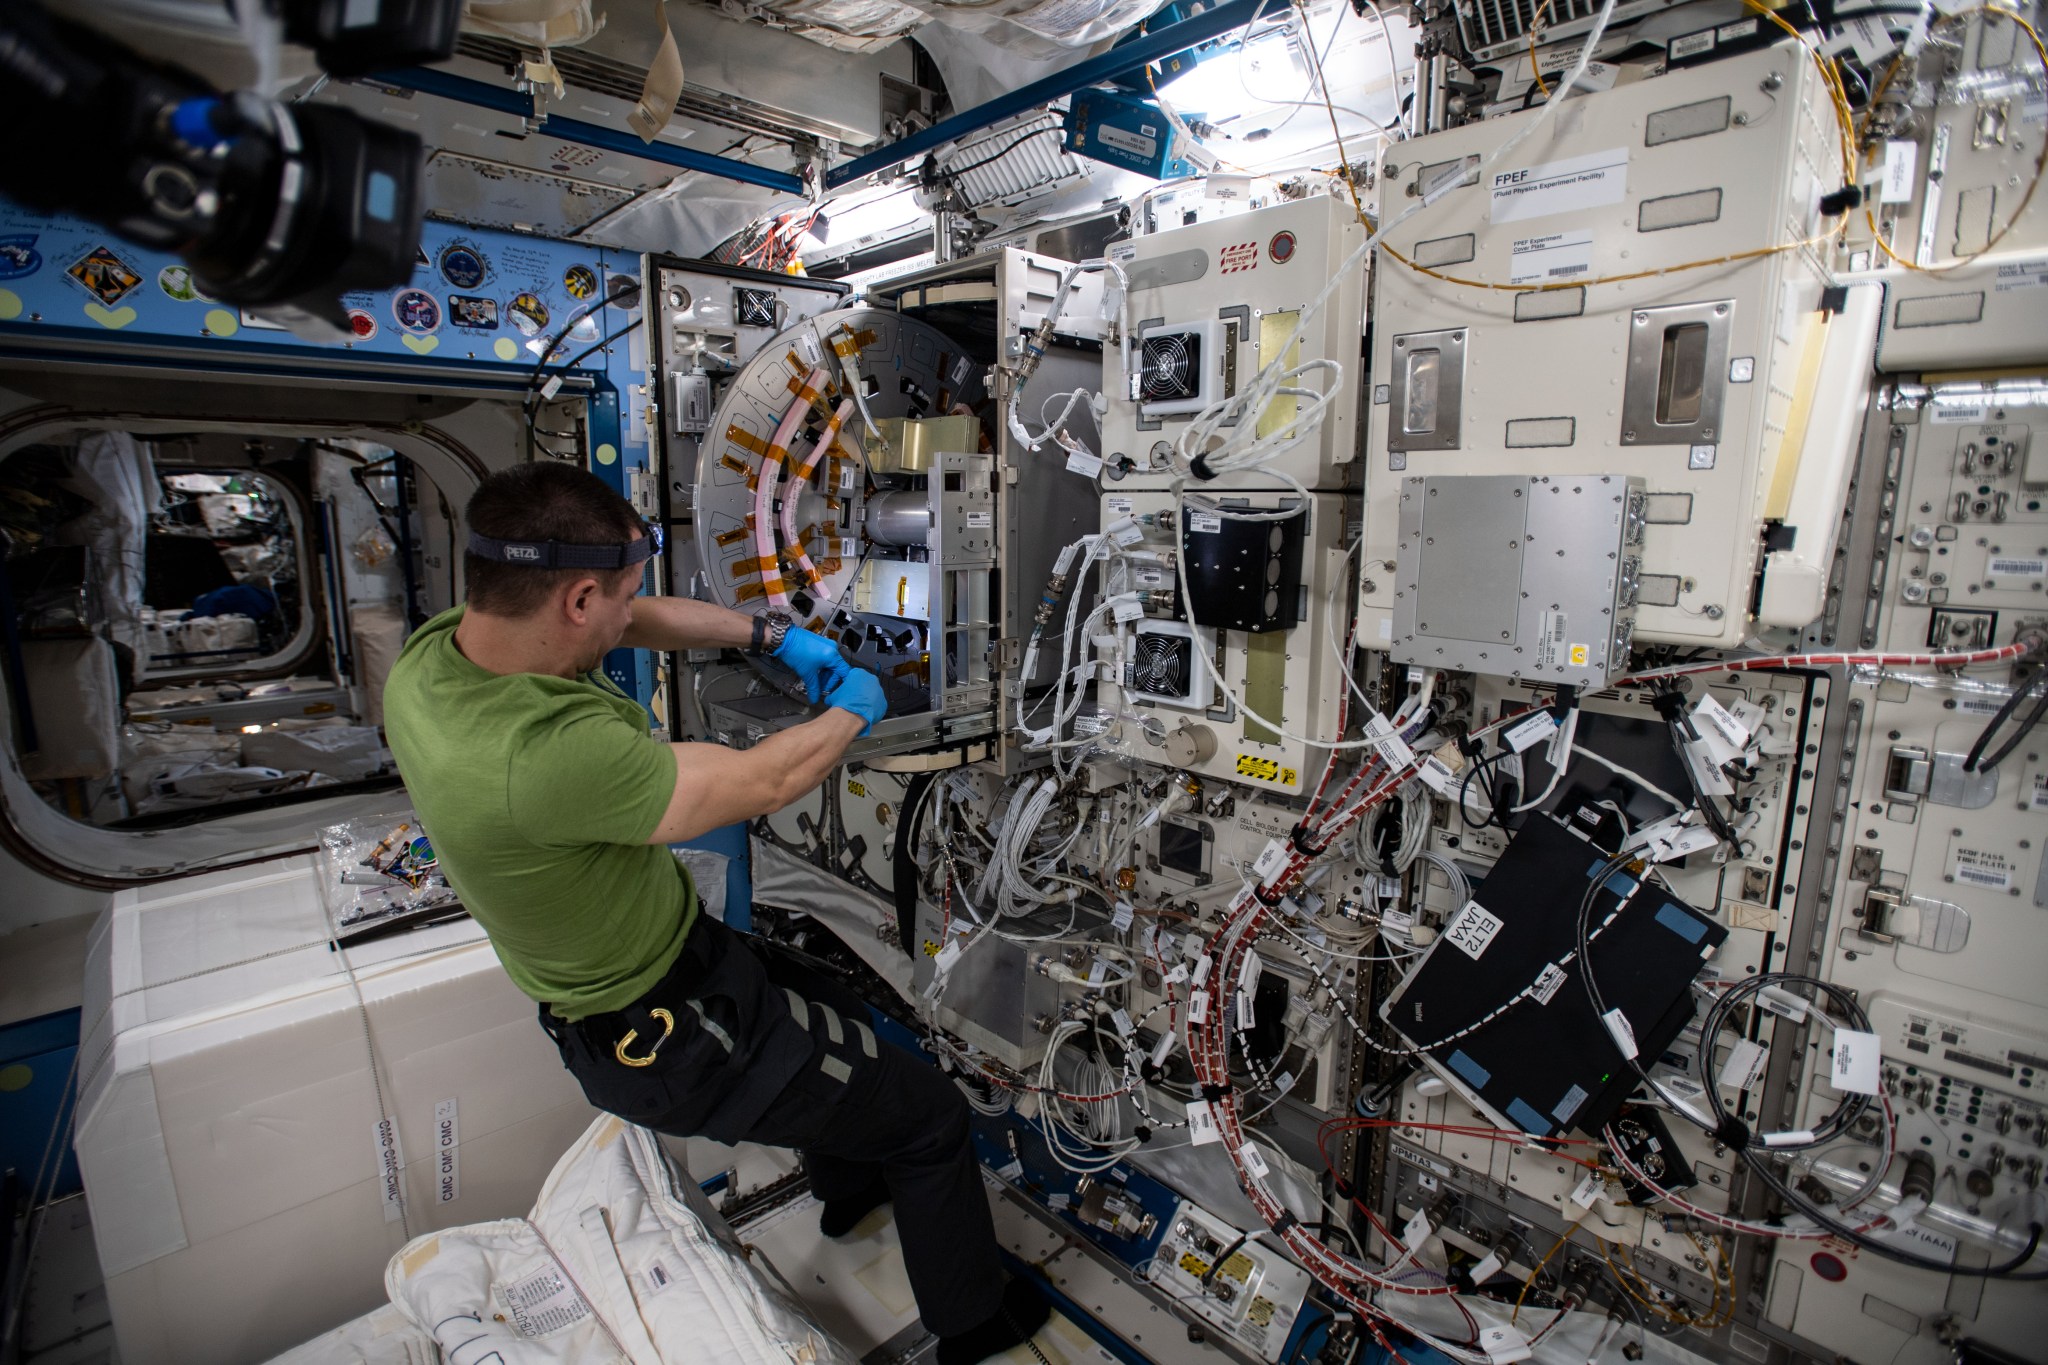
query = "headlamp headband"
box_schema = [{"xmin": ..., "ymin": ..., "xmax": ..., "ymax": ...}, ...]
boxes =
[{"xmin": 467, "ymin": 521, "xmax": 662, "ymax": 570}]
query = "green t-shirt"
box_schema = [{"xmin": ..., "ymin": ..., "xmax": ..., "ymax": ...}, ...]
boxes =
[{"xmin": 382, "ymin": 606, "xmax": 694, "ymax": 1019}]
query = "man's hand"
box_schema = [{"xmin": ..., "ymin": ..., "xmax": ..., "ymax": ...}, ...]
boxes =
[
  {"xmin": 825, "ymin": 669, "xmax": 888, "ymax": 736},
  {"xmin": 773, "ymin": 625, "xmax": 854, "ymax": 703}
]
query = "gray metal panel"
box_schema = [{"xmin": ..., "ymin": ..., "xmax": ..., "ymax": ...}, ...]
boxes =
[
  {"xmin": 909, "ymin": 900, "xmax": 1063, "ymax": 1071},
  {"xmin": 1392, "ymin": 474, "xmax": 1643, "ymax": 688},
  {"xmin": 1411, "ymin": 477, "xmax": 1526, "ymax": 644}
]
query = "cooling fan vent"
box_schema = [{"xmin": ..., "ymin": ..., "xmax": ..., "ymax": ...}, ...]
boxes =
[
  {"xmin": 1132, "ymin": 632, "xmax": 1191, "ymax": 696},
  {"xmin": 1125, "ymin": 620, "xmax": 1213, "ymax": 711},
  {"xmin": 1140, "ymin": 331, "xmax": 1202, "ymax": 403},
  {"xmin": 1134, "ymin": 320, "xmax": 1225, "ymax": 418}
]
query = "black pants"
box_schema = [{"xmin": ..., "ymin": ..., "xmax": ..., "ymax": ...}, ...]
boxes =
[{"xmin": 538, "ymin": 912, "xmax": 1003, "ymax": 1338}]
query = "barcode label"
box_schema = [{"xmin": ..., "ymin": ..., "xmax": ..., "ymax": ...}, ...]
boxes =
[
  {"xmin": 1363, "ymin": 712, "xmax": 1415, "ymax": 770},
  {"xmin": 1951, "ymin": 846, "xmax": 2014, "ymax": 890}
]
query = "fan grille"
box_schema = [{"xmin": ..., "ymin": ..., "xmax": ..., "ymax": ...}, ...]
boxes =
[
  {"xmin": 1131, "ymin": 633, "xmax": 1193, "ymax": 697},
  {"xmin": 1140, "ymin": 331, "xmax": 1202, "ymax": 402}
]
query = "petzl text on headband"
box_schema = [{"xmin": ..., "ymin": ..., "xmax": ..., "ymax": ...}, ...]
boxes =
[{"xmin": 467, "ymin": 522, "xmax": 663, "ymax": 570}]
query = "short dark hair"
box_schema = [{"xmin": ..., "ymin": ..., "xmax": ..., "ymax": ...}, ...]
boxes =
[{"xmin": 464, "ymin": 461, "xmax": 643, "ymax": 617}]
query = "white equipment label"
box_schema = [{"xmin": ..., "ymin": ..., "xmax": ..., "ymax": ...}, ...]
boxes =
[
  {"xmin": 504, "ymin": 1267, "xmax": 593, "ymax": 1337},
  {"xmin": 1097, "ymin": 124, "xmax": 1158, "ymax": 160},
  {"xmin": 1995, "ymin": 260, "xmax": 2048, "ymax": 292},
  {"xmin": 1950, "ymin": 846, "xmax": 2015, "ymax": 890},
  {"xmin": 1831, "ymin": 1029, "xmax": 1883, "ymax": 1095},
  {"xmin": 434, "ymin": 1098, "xmax": 460, "ymax": 1205},
  {"xmin": 371, "ymin": 1115, "xmax": 405, "ymax": 1223},
  {"xmin": 1880, "ymin": 140, "xmax": 1919, "ymax": 203},
  {"xmin": 1363, "ymin": 712, "xmax": 1415, "ymax": 770},
  {"xmin": 1490, "ymin": 148, "xmax": 1629, "ymax": 224},
  {"xmin": 1503, "ymin": 709, "xmax": 1559, "ymax": 753},
  {"xmin": 1989, "ymin": 556, "xmax": 2047, "ymax": 579},
  {"xmin": 1444, "ymin": 901, "xmax": 1504, "ymax": 959},
  {"xmin": 1720, "ymin": 1038, "xmax": 1767, "ymax": 1090},
  {"xmin": 1509, "ymin": 229, "xmax": 1595, "ymax": 285}
]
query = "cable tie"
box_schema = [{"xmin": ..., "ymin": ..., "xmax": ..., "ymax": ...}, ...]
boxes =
[
  {"xmin": 1133, "ymin": 1124, "xmax": 1153, "ymax": 1143},
  {"xmin": 1201, "ymin": 1082, "xmax": 1232, "ymax": 1103},
  {"xmin": 1714, "ymin": 1116, "xmax": 1751, "ymax": 1151},
  {"xmin": 1288, "ymin": 820, "xmax": 1329, "ymax": 856},
  {"xmin": 1252, "ymin": 883, "xmax": 1286, "ymax": 907},
  {"xmin": 1272, "ymin": 1210, "xmax": 1300, "ymax": 1235},
  {"xmin": 1188, "ymin": 453, "xmax": 1219, "ymax": 481}
]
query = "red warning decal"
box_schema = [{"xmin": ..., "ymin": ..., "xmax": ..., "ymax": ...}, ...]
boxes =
[{"xmin": 1219, "ymin": 241, "xmax": 1259, "ymax": 274}]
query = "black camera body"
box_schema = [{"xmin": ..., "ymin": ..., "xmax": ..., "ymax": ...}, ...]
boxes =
[{"xmin": 0, "ymin": 1, "xmax": 458, "ymax": 328}]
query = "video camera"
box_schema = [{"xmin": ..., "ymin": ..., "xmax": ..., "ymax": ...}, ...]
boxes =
[{"xmin": 0, "ymin": 1, "xmax": 462, "ymax": 333}]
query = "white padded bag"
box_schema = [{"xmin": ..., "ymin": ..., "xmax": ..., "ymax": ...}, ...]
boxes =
[{"xmin": 385, "ymin": 1116, "xmax": 853, "ymax": 1364}]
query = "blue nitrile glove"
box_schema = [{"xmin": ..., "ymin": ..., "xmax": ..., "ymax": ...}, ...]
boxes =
[
  {"xmin": 773, "ymin": 625, "xmax": 854, "ymax": 703},
  {"xmin": 825, "ymin": 670, "xmax": 888, "ymax": 736}
]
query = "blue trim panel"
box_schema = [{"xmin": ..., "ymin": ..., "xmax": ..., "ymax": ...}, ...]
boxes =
[{"xmin": 371, "ymin": 67, "xmax": 806, "ymax": 195}]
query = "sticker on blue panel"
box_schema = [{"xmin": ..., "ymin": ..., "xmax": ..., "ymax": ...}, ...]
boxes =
[
  {"xmin": 157, "ymin": 265, "xmax": 207, "ymax": 302},
  {"xmin": 66, "ymin": 246, "xmax": 142, "ymax": 305},
  {"xmin": 568, "ymin": 308, "xmax": 599, "ymax": 341},
  {"xmin": 0, "ymin": 236, "xmax": 42, "ymax": 280},
  {"xmin": 438, "ymin": 241, "xmax": 490, "ymax": 290},
  {"xmin": 563, "ymin": 264, "xmax": 598, "ymax": 300},
  {"xmin": 392, "ymin": 289, "xmax": 442, "ymax": 334},
  {"xmin": 449, "ymin": 294, "xmax": 498, "ymax": 330},
  {"xmin": 346, "ymin": 309, "xmax": 378, "ymax": 341},
  {"xmin": 508, "ymin": 292, "xmax": 549, "ymax": 337}
]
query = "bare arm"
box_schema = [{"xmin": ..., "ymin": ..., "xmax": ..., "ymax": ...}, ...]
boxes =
[
  {"xmin": 620, "ymin": 595, "xmax": 757, "ymax": 652},
  {"xmin": 645, "ymin": 706, "xmax": 864, "ymax": 844}
]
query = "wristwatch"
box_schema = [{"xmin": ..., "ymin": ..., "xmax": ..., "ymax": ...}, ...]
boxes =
[{"xmin": 748, "ymin": 610, "xmax": 793, "ymax": 656}]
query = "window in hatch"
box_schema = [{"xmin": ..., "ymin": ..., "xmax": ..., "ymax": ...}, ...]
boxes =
[{"xmin": 1, "ymin": 430, "xmax": 455, "ymax": 829}]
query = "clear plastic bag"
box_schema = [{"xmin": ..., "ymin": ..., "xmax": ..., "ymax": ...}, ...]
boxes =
[{"xmin": 318, "ymin": 811, "xmax": 460, "ymax": 929}]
